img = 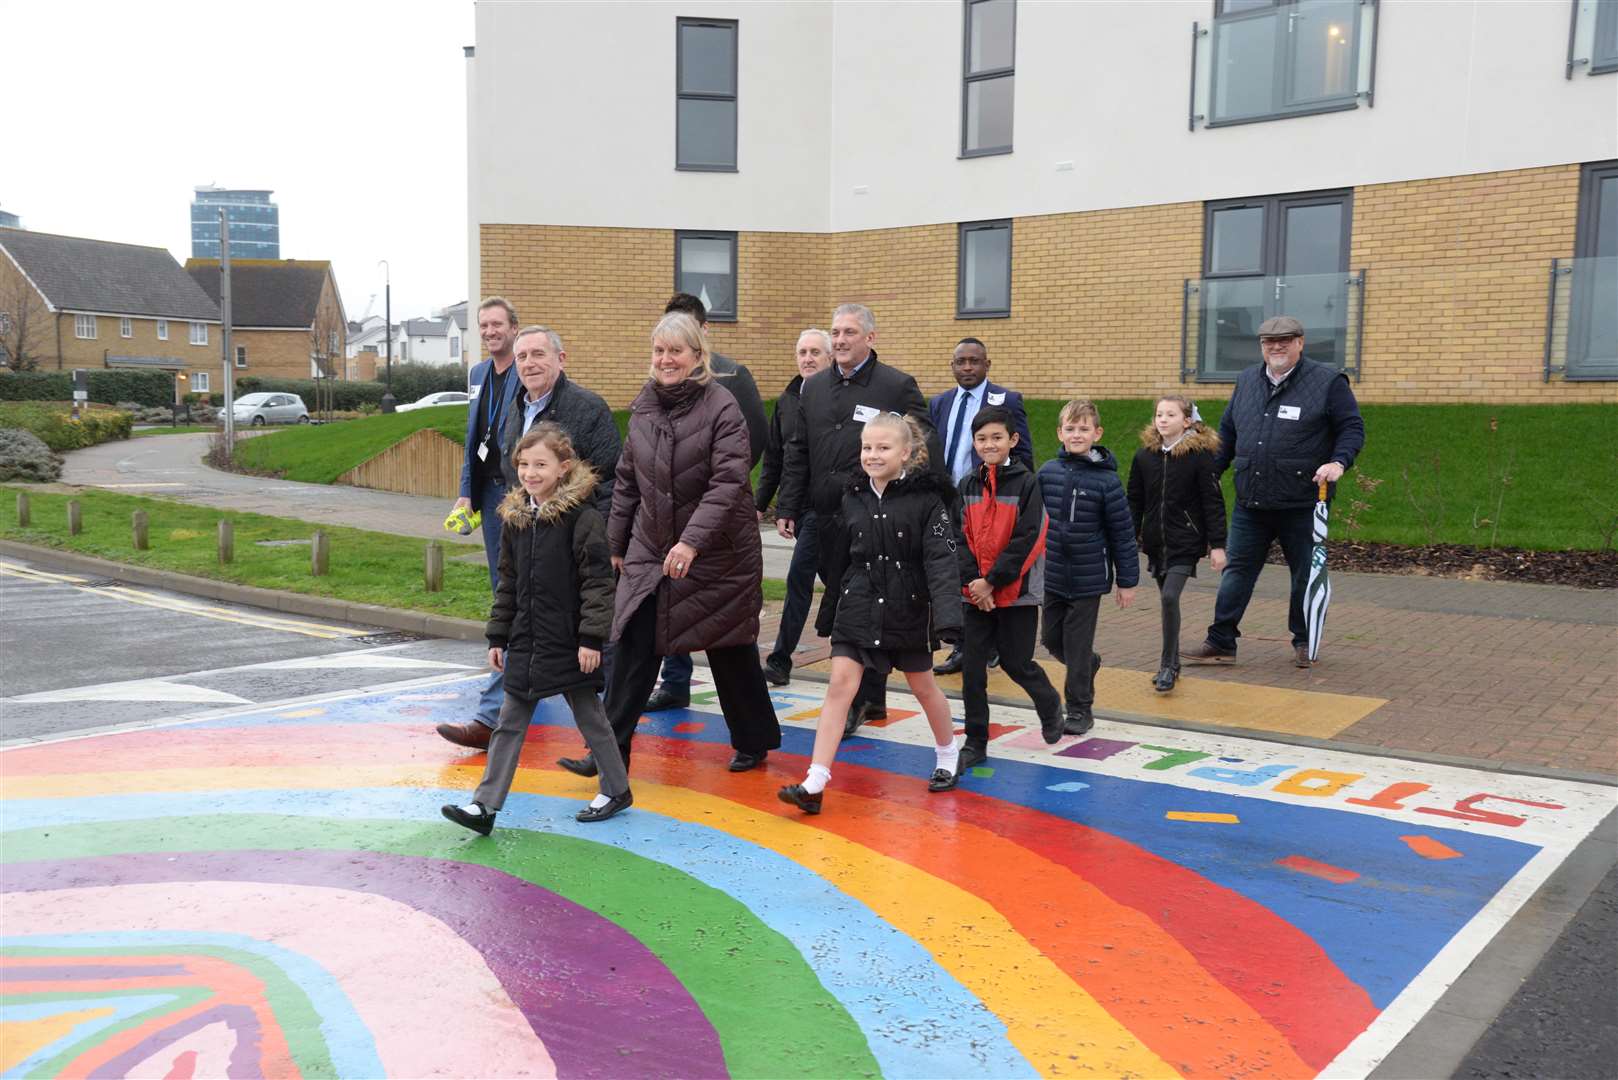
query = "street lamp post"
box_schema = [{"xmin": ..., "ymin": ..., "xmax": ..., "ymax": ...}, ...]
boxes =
[{"xmin": 379, "ymin": 260, "xmax": 396, "ymax": 413}]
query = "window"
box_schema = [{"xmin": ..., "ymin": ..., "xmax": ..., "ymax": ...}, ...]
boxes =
[
  {"xmin": 957, "ymin": 220, "xmax": 1012, "ymax": 317},
  {"xmin": 157, "ymin": 319, "xmax": 168, "ymax": 341},
  {"xmin": 450, "ymin": 334, "xmax": 461, "ymax": 358},
  {"xmin": 74, "ymin": 314, "xmax": 97, "ymax": 339},
  {"xmin": 1568, "ymin": 0, "xmax": 1618, "ymax": 76},
  {"xmin": 236, "ymin": 346, "xmax": 248, "ymax": 369},
  {"xmin": 674, "ymin": 230, "xmax": 738, "ymax": 321},
  {"xmin": 1197, "ymin": 0, "xmax": 1377, "ymax": 128},
  {"xmin": 1196, "ymin": 189, "xmax": 1353, "ymax": 379},
  {"xmin": 1567, "ymin": 161, "xmax": 1618, "ymax": 378},
  {"xmin": 189, "ymin": 321, "xmax": 208, "ymax": 346},
  {"xmin": 190, "ymin": 371, "xmax": 209, "ymax": 393},
  {"xmin": 962, "ymin": 0, "xmax": 1015, "ymax": 156},
  {"xmin": 328, "ymin": 330, "xmax": 339, "ymax": 354},
  {"xmin": 120, "ymin": 317, "xmax": 132, "ymax": 338},
  {"xmin": 676, "ymin": 18, "xmax": 738, "ymax": 171}
]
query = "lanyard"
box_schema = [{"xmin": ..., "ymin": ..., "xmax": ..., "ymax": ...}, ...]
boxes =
[{"xmin": 484, "ymin": 365, "xmax": 507, "ymax": 443}]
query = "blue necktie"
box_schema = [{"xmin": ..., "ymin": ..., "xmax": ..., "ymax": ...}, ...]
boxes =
[{"xmin": 946, "ymin": 388, "xmax": 974, "ymax": 479}]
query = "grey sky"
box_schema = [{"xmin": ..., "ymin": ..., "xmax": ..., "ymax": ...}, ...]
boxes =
[{"xmin": 1, "ymin": 0, "xmax": 472, "ymax": 324}]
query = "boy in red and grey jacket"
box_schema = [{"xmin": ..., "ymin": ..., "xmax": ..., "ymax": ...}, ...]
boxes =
[{"xmin": 954, "ymin": 406, "xmax": 1065, "ymax": 767}]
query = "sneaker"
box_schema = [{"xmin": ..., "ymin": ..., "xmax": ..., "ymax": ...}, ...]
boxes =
[
  {"xmin": 644, "ymin": 683, "xmax": 690, "ymax": 711},
  {"xmin": 1062, "ymin": 710, "xmax": 1095, "ymax": 737},
  {"xmin": 762, "ymin": 660, "xmax": 791, "ymax": 686},
  {"xmin": 1294, "ymin": 645, "xmax": 1313, "ymax": 669},
  {"xmin": 959, "ymin": 739, "xmax": 988, "ymax": 771},
  {"xmin": 1181, "ymin": 642, "xmax": 1236, "ymax": 665}
]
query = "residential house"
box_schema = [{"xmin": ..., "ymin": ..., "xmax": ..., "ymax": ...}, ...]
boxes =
[
  {"xmin": 0, "ymin": 227, "xmax": 220, "ymax": 394},
  {"xmin": 186, "ymin": 259, "xmax": 351, "ymax": 382},
  {"xmin": 400, "ymin": 316, "xmax": 462, "ymax": 366}
]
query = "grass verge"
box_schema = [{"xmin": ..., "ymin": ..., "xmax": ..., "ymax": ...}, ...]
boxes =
[
  {"xmin": 1, "ymin": 485, "xmax": 790, "ymax": 614},
  {"xmin": 233, "ymin": 407, "xmax": 470, "ymax": 483},
  {"xmin": 130, "ymin": 425, "xmax": 219, "ymax": 438}
]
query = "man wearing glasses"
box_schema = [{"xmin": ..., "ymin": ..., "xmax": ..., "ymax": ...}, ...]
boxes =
[{"xmin": 1183, "ymin": 316, "xmax": 1364, "ymax": 670}]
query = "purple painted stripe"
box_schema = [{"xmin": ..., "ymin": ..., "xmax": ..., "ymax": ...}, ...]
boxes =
[
  {"xmin": 3, "ymin": 963, "xmax": 189, "ymax": 980},
  {"xmin": 5, "ymin": 851, "xmax": 725, "ymax": 1079},
  {"xmin": 94, "ymin": 1002, "xmax": 265, "ymax": 1079}
]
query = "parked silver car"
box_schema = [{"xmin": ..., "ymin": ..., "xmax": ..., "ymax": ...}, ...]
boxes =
[
  {"xmin": 233, "ymin": 392, "xmax": 310, "ymax": 426},
  {"xmin": 396, "ymin": 390, "xmax": 471, "ymax": 413}
]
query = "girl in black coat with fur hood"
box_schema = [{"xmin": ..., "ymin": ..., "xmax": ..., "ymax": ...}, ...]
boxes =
[
  {"xmin": 1128, "ymin": 396, "xmax": 1228, "ymax": 695},
  {"xmin": 778, "ymin": 413, "xmax": 964, "ymax": 815}
]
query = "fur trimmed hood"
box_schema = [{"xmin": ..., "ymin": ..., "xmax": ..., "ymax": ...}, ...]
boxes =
[
  {"xmin": 1139, "ymin": 423, "xmax": 1221, "ymax": 456},
  {"xmin": 498, "ymin": 463, "xmax": 599, "ymax": 527}
]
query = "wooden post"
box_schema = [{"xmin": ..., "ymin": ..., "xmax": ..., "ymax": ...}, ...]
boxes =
[
  {"xmin": 425, "ymin": 542, "xmax": 444, "ymax": 593},
  {"xmin": 67, "ymin": 500, "xmax": 81, "ymax": 536},
  {"xmin": 132, "ymin": 511, "xmax": 149, "ymax": 551},
  {"xmin": 310, "ymin": 530, "xmax": 329, "ymax": 576},
  {"xmin": 15, "ymin": 491, "xmax": 29, "ymax": 527},
  {"xmin": 218, "ymin": 519, "xmax": 234, "ymax": 564}
]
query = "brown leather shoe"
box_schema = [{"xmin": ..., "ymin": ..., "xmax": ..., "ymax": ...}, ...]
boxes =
[
  {"xmin": 436, "ymin": 721, "xmax": 492, "ymax": 750},
  {"xmin": 1294, "ymin": 645, "xmax": 1314, "ymax": 668},
  {"xmin": 1181, "ymin": 642, "xmax": 1236, "ymax": 665}
]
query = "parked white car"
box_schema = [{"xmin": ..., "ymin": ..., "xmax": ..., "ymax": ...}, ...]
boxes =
[
  {"xmin": 397, "ymin": 391, "xmax": 471, "ymax": 413},
  {"xmin": 232, "ymin": 392, "xmax": 309, "ymax": 426}
]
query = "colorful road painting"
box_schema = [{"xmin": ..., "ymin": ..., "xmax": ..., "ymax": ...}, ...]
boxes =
[{"xmin": 3, "ymin": 675, "xmax": 1613, "ymax": 1078}]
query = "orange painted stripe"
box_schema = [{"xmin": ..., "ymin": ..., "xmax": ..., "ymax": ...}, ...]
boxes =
[
  {"xmin": 1401, "ymin": 835, "xmax": 1463, "ymax": 860},
  {"xmin": 1276, "ymin": 855, "xmax": 1360, "ymax": 884}
]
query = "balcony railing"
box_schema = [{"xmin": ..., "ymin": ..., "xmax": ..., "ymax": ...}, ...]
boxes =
[
  {"xmin": 1190, "ymin": 0, "xmax": 1378, "ymax": 131},
  {"xmin": 1544, "ymin": 256, "xmax": 1618, "ymax": 381},
  {"xmin": 1181, "ymin": 269, "xmax": 1366, "ymax": 382}
]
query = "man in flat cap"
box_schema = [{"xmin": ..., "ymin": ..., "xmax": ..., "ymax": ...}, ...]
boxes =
[{"xmin": 1183, "ymin": 315, "xmax": 1365, "ymax": 669}]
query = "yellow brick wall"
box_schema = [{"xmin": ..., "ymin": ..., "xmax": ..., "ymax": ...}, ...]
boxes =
[
  {"xmin": 481, "ymin": 165, "xmax": 1617, "ymax": 407},
  {"xmin": 230, "ymin": 329, "xmax": 314, "ymax": 381},
  {"xmin": 49, "ymin": 312, "xmax": 214, "ymax": 375}
]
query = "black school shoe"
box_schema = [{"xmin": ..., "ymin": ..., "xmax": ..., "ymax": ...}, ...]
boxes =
[
  {"xmin": 959, "ymin": 739, "xmax": 988, "ymax": 771},
  {"xmin": 777, "ymin": 784, "xmax": 823, "ymax": 814},
  {"xmin": 928, "ymin": 767, "xmax": 960, "ymax": 793},
  {"xmin": 842, "ymin": 702, "xmax": 886, "ymax": 740},
  {"xmin": 441, "ymin": 802, "xmax": 495, "ymax": 836},
  {"xmin": 576, "ymin": 790, "xmax": 633, "ymax": 823},
  {"xmin": 1062, "ymin": 710, "xmax": 1095, "ymax": 737},
  {"xmin": 728, "ymin": 750, "xmax": 768, "ymax": 772},
  {"xmin": 762, "ymin": 660, "xmax": 791, "ymax": 687},
  {"xmin": 1153, "ymin": 666, "xmax": 1179, "ymax": 693},
  {"xmin": 644, "ymin": 683, "xmax": 690, "ymax": 711},
  {"xmin": 556, "ymin": 754, "xmax": 598, "ymax": 778},
  {"xmin": 932, "ymin": 646, "xmax": 964, "ymax": 675}
]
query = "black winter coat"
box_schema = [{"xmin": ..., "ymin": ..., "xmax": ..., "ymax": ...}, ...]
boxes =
[
  {"xmin": 487, "ymin": 472, "xmax": 615, "ymax": 702},
  {"xmin": 500, "ymin": 372, "xmax": 622, "ymax": 518},
  {"xmin": 816, "ymin": 471, "xmax": 964, "ymax": 652},
  {"xmin": 711, "ymin": 352, "xmax": 769, "ymax": 471},
  {"xmin": 754, "ymin": 374, "xmax": 804, "ymax": 512},
  {"xmin": 1127, "ymin": 426, "xmax": 1228, "ymax": 577},
  {"xmin": 1037, "ymin": 446, "xmax": 1141, "ymax": 599},
  {"xmin": 776, "ymin": 351, "xmax": 945, "ymax": 520}
]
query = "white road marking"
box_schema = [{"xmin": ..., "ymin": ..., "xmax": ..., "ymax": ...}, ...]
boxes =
[
  {"xmin": 8, "ymin": 681, "xmax": 253, "ymax": 705},
  {"xmin": 252, "ymin": 655, "xmax": 476, "ymax": 671}
]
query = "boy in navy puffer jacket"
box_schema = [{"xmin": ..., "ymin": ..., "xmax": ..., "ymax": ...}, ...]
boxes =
[{"xmin": 1035, "ymin": 399, "xmax": 1139, "ymax": 739}]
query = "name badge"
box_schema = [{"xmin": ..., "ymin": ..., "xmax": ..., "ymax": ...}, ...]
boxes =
[
  {"xmin": 469, "ymin": 384, "xmax": 482, "ymax": 401},
  {"xmin": 476, "ymin": 442, "xmax": 489, "ymax": 462},
  {"xmin": 1277, "ymin": 405, "xmax": 1301, "ymax": 420},
  {"xmin": 852, "ymin": 405, "xmax": 879, "ymax": 422},
  {"xmin": 986, "ymin": 391, "xmax": 1006, "ymax": 406}
]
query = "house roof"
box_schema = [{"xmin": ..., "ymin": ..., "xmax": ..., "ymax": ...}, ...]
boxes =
[
  {"xmin": 405, "ymin": 317, "xmax": 449, "ymax": 337},
  {"xmin": 0, "ymin": 228, "xmax": 220, "ymax": 321},
  {"xmin": 185, "ymin": 259, "xmax": 331, "ymax": 329},
  {"xmin": 445, "ymin": 302, "xmax": 468, "ymax": 331}
]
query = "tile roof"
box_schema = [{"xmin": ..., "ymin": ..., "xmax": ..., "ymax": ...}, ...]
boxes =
[
  {"xmin": 0, "ymin": 228, "xmax": 220, "ymax": 321},
  {"xmin": 405, "ymin": 317, "xmax": 449, "ymax": 337},
  {"xmin": 186, "ymin": 259, "xmax": 331, "ymax": 329}
]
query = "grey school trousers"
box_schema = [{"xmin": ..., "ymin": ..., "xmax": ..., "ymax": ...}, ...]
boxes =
[{"xmin": 475, "ymin": 685, "xmax": 628, "ymax": 809}]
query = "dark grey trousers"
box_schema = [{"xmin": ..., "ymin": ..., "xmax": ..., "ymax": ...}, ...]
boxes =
[
  {"xmin": 475, "ymin": 684, "xmax": 628, "ymax": 809},
  {"xmin": 1041, "ymin": 594, "xmax": 1102, "ymax": 714}
]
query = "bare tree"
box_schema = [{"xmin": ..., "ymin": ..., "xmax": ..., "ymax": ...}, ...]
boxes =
[
  {"xmin": 0, "ymin": 266, "xmax": 53, "ymax": 371},
  {"xmin": 308, "ymin": 301, "xmax": 345, "ymax": 421}
]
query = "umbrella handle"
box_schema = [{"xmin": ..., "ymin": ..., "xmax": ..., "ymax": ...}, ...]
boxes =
[{"xmin": 1318, "ymin": 480, "xmax": 1328, "ymax": 502}]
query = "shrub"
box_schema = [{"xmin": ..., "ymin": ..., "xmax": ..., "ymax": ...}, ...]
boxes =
[
  {"xmin": 0, "ymin": 402, "xmax": 133, "ymax": 451},
  {"xmin": 0, "ymin": 428, "xmax": 64, "ymax": 482},
  {"xmin": 0, "ymin": 369, "xmax": 179, "ymax": 407}
]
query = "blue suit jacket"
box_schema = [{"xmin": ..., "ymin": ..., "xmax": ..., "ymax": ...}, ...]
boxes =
[
  {"xmin": 929, "ymin": 381, "xmax": 1035, "ymax": 475},
  {"xmin": 458, "ymin": 356, "xmax": 524, "ymax": 502}
]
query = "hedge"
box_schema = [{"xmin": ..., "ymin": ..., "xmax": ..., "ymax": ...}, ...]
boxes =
[
  {"xmin": 0, "ymin": 369, "xmax": 176, "ymax": 407},
  {"xmin": 0, "ymin": 402, "xmax": 134, "ymax": 451},
  {"xmin": 207, "ymin": 363, "xmax": 468, "ymax": 411}
]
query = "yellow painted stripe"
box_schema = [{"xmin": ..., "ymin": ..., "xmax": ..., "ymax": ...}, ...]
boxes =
[
  {"xmin": 1165, "ymin": 811, "xmax": 1241, "ymax": 824},
  {"xmin": 0, "ymin": 562, "xmax": 87, "ymax": 585},
  {"xmin": 0, "ymin": 1006, "xmax": 116, "ymax": 1072},
  {"xmin": 8, "ymin": 764, "xmax": 1179, "ymax": 1078}
]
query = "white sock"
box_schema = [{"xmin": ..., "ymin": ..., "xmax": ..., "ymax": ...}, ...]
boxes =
[
  {"xmin": 802, "ymin": 764, "xmax": 832, "ymax": 794},
  {"xmin": 588, "ymin": 793, "xmax": 612, "ymax": 809},
  {"xmin": 459, "ymin": 802, "xmax": 487, "ymax": 816},
  {"xmin": 935, "ymin": 736, "xmax": 961, "ymax": 776}
]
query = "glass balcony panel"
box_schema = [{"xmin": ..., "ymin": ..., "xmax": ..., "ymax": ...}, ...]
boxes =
[
  {"xmin": 1286, "ymin": 0, "xmax": 1358, "ymax": 108},
  {"xmin": 965, "ymin": 74, "xmax": 1014, "ymax": 152},
  {"xmin": 1557, "ymin": 256, "xmax": 1618, "ymax": 378},
  {"xmin": 1211, "ymin": 12, "xmax": 1277, "ymax": 122},
  {"xmin": 1200, "ymin": 277, "xmax": 1267, "ymax": 378},
  {"xmin": 968, "ymin": 0, "xmax": 1015, "ymax": 73},
  {"xmin": 1190, "ymin": 270, "xmax": 1363, "ymax": 379},
  {"xmin": 1278, "ymin": 271, "xmax": 1355, "ymax": 370}
]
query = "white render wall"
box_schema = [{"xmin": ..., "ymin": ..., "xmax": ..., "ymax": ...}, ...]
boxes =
[{"xmin": 469, "ymin": 0, "xmax": 1618, "ymax": 234}]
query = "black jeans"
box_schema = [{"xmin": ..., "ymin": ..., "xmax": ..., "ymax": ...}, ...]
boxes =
[
  {"xmin": 816, "ymin": 511, "xmax": 887, "ymax": 711},
  {"xmin": 1041, "ymin": 595, "xmax": 1101, "ymax": 714},
  {"xmin": 767, "ymin": 510, "xmax": 819, "ymax": 672},
  {"xmin": 605, "ymin": 593, "xmax": 782, "ymax": 770},
  {"xmin": 962, "ymin": 605, "xmax": 1061, "ymax": 742},
  {"xmin": 1207, "ymin": 504, "xmax": 1314, "ymax": 652}
]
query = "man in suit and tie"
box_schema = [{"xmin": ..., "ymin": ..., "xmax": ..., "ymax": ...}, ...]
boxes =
[{"xmin": 928, "ymin": 336, "xmax": 1034, "ymax": 675}]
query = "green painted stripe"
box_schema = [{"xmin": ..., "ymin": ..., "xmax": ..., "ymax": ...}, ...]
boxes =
[
  {"xmin": 4, "ymin": 943, "xmax": 337, "ymax": 1077},
  {"xmin": 6, "ymin": 816, "xmax": 881, "ymax": 1079}
]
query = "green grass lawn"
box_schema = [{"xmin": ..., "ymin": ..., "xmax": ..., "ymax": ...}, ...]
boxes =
[
  {"xmin": 233, "ymin": 408, "xmax": 471, "ymax": 484},
  {"xmin": 0, "ymin": 485, "xmax": 791, "ymax": 614},
  {"xmin": 130, "ymin": 425, "xmax": 219, "ymax": 438}
]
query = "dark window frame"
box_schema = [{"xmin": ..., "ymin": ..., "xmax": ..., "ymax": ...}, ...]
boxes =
[
  {"xmin": 1594, "ymin": 0, "xmax": 1618, "ymax": 74},
  {"xmin": 1196, "ymin": 188, "xmax": 1353, "ymax": 381},
  {"xmin": 960, "ymin": 0, "xmax": 1016, "ymax": 158},
  {"xmin": 673, "ymin": 229, "xmax": 739, "ymax": 322},
  {"xmin": 1567, "ymin": 159, "xmax": 1618, "ymax": 379},
  {"xmin": 957, "ymin": 219, "xmax": 1013, "ymax": 319},
  {"xmin": 1205, "ymin": 0, "xmax": 1376, "ymax": 129},
  {"xmin": 675, "ymin": 17, "xmax": 739, "ymax": 173}
]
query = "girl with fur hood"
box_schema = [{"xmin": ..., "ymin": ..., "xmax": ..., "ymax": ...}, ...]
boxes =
[
  {"xmin": 778, "ymin": 413, "xmax": 965, "ymax": 815},
  {"xmin": 442, "ymin": 422, "xmax": 628, "ymax": 835},
  {"xmin": 1127, "ymin": 396, "xmax": 1228, "ymax": 695}
]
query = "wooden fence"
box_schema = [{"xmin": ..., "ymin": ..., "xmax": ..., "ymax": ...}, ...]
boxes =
[{"xmin": 336, "ymin": 428, "xmax": 464, "ymax": 498}]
